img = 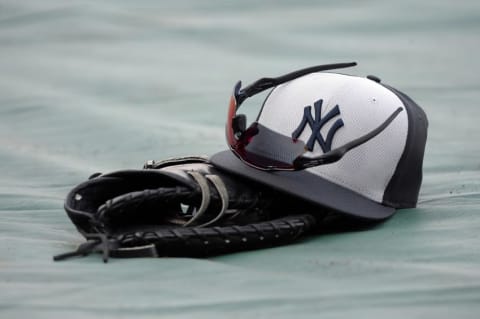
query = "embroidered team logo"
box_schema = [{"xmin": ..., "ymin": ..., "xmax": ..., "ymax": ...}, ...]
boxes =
[{"xmin": 292, "ymin": 99, "xmax": 344, "ymax": 153}]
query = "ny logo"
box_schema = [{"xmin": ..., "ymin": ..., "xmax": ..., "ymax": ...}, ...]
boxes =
[{"xmin": 292, "ymin": 99, "xmax": 344, "ymax": 153}]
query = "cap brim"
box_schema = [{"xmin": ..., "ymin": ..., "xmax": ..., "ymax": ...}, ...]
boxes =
[{"xmin": 210, "ymin": 151, "xmax": 395, "ymax": 220}]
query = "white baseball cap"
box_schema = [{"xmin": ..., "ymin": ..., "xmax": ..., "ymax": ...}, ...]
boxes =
[{"xmin": 211, "ymin": 63, "xmax": 428, "ymax": 220}]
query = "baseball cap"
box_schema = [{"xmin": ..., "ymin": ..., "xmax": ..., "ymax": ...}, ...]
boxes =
[{"xmin": 210, "ymin": 63, "xmax": 428, "ymax": 220}]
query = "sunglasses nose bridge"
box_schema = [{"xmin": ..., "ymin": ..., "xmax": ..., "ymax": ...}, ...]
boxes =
[{"xmin": 232, "ymin": 114, "xmax": 247, "ymax": 137}]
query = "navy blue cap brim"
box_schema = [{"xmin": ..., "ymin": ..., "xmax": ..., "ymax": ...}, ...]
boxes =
[{"xmin": 210, "ymin": 150, "xmax": 395, "ymax": 220}]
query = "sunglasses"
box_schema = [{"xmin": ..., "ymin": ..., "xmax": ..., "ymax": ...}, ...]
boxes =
[{"xmin": 226, "ymin": 62, "xmax": 403, "ymax": 171}]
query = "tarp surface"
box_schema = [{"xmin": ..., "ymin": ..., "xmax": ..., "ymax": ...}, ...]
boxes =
[{"xmin": 1, "ymin": 1, "xmax": 479, "ymax": 318}]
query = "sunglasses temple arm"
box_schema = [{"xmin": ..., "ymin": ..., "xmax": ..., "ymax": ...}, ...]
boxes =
[
  {"xmin": 274, "ymin": 62, "xmax": 357, "ymax": 84},
  {"xmin": 237, "ymin": 62, "xmax": 357, "ymax": 103},
  {"xmin": 295, "ymin": 107, "xmax": 403, "ymax": 168}
]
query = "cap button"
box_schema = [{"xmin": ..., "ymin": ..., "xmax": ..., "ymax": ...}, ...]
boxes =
[{"xmin": 367, "ymin": 75, "xmax": 381, "ymax": 83}]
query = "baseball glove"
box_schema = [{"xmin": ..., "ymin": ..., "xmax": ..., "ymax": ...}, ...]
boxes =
[{"xmin": 54, "ymin": 156, "xmax": 321, "ymax": 262}]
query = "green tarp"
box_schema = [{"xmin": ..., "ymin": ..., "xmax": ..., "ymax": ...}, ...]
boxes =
[{"xmin": 1, "ymin": 1, "xmax": 479, "ymax": 318}]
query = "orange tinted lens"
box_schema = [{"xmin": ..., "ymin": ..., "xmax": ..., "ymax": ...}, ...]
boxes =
[{"xmin": 225, "ymin": 94, "xmax": 237, "ymax": 148}]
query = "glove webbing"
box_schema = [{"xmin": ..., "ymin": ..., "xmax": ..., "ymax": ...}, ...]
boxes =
[{"xmin": 94, "ymin": 186, "xmax": 196, "ymax": 232}]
